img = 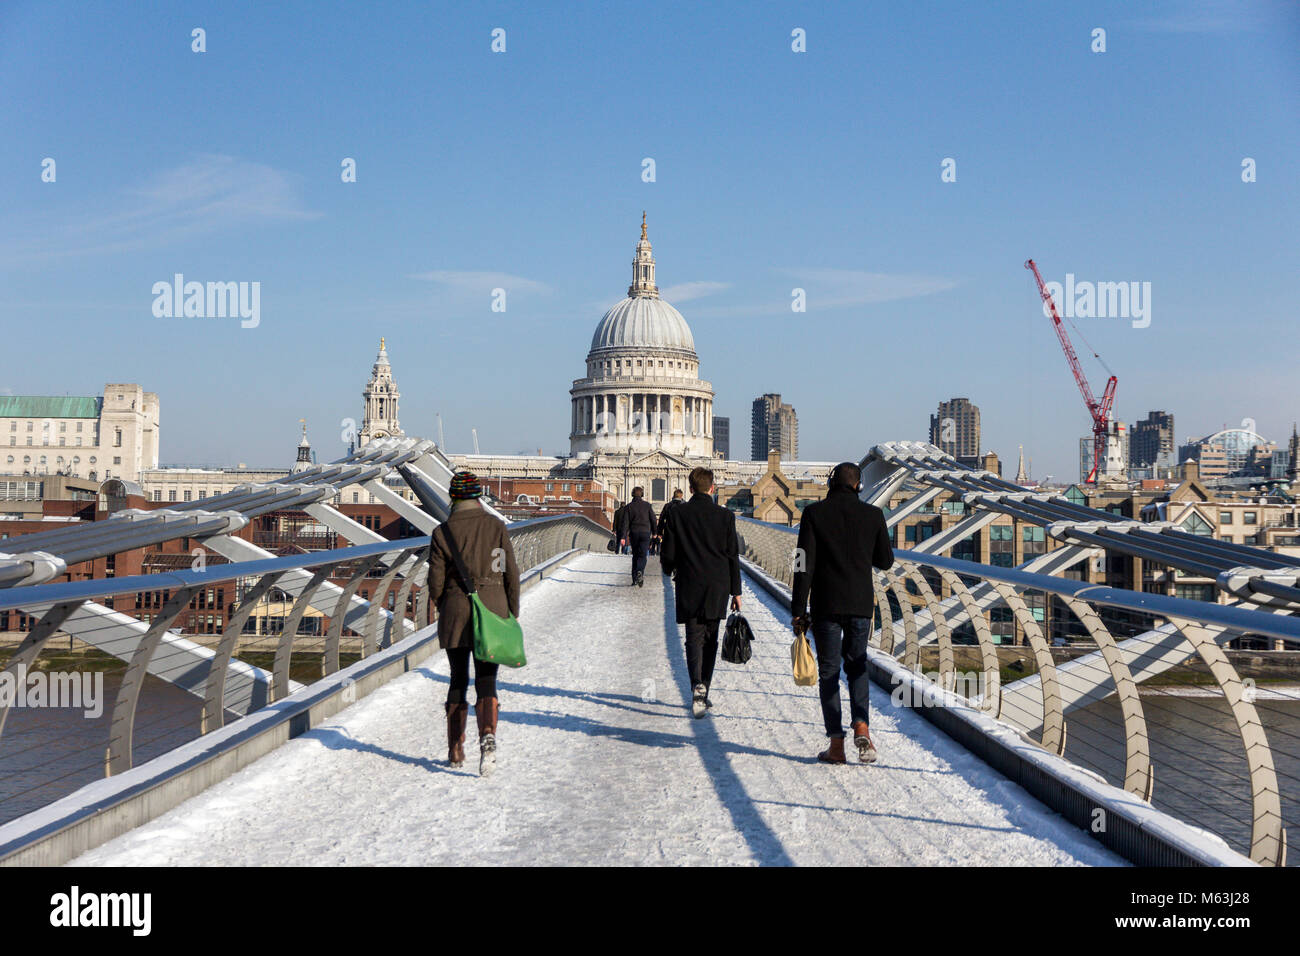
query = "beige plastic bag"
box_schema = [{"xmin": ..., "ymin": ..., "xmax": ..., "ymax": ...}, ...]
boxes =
[{"xmin": 791, "ymin": 628, "xmax": 818, "ymax": 687}]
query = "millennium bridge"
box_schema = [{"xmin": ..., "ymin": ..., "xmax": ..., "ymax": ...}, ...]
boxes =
[{"xmin": 0, "ymin": 439, "xmax": 1296, "ymax": 866}]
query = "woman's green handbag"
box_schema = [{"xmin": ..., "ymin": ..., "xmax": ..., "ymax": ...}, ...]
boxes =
[{"xmin": 440, "ymin": 523, "xmax": 526, "ymax": 667}]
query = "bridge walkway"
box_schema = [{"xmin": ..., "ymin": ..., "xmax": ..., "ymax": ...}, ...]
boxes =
[{"xmin": 72, "ymin": 552, "xmax": 1121, "ymax": 866}]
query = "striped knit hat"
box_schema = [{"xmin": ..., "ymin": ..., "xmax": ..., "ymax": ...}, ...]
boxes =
[{"xmin": 449, "ymin": 470, "xmax": 482, "ymax": 500}]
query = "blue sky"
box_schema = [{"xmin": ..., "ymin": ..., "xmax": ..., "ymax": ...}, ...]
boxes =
[{"xmin": 1, "ymin": 0, "xmax": 1297, "ymax": 479}]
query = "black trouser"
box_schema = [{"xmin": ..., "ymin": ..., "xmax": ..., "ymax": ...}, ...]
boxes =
[
  {"xmin": 684, "ymin": 617, "xmax": 721, "ymax": 690},
  {"xmin": 446, "ymin": 647, "xmax": 498, "ymax": 708},
  {"xmin": 629, "ymin": 530, "xmax": 651, "ymax": 580},
  {"xmin": 810, "ymin": 615, "xmax": 873, "ymax": 737}
]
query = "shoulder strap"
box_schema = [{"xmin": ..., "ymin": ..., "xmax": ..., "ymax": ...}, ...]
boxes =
[{"xmin": 439, "ymin": 522, "xmax": 477, "ymax": 595}]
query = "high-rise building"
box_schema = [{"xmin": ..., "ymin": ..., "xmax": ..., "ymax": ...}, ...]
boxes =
[
  {"xmin": 712, "ymin": 416, "xmax": 730, "ymax": 458},
  {"xmin": 929, "ymin": 397, "xmax": 980, "ymax": 465},
  {"xmin": 1130, "ymin": 410, "xmax": 1175, "ymax": 471},
  {"xmin": 751, "ymin": 393, "xmax": 798, "ymax": 461},
  {"xmin": 1288, "ymin": 424, "xmax": 1299, "ymax": 485}
]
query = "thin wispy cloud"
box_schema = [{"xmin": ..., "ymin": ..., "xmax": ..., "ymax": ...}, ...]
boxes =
[
  {"xmin": 780, "ymin": 268, "xmax": 957, "ymax": 307},
  {"xmin": 409, "ymin": 270, "xmax": 551, "ymax": 294},
  {"xmin": 687, "ymin": 268, "xmax": 956, "ymax": 319},
  {"xmin": 1125, "ymin": 0, "xmax": 1285, "ymax": 33},
  {"xmin": 3, "ymin": 154, "xmax": 318, "ymax": 263},
  {"xmin": 660, "ymin": 280, "xmax": 731, "ymax": 303}
]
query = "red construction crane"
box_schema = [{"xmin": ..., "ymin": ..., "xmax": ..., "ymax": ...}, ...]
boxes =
[{"xmin": 1024, "ymin": 258, "xmax": 1118, "ymax": 484}]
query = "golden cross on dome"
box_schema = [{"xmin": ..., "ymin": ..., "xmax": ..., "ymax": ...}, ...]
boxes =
[
  {"xmin": 641, "ymin": 211, "xmax": 647, "ymax": 240},
  {"xmin": 380, "ymin": 336, "xmax": 385, "ymax": 350}
]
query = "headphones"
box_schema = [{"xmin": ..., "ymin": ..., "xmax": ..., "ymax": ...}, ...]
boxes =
[{"xmin": 829, "ymin": 462, "xmax": 863, "ymax": 493}]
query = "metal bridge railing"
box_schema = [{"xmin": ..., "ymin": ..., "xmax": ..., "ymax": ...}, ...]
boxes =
[
  {"xmin": 736, "ymin": 515, "xmax": 1300, "ymax": 866},
  {"xmin": 0, "ymin": 512, "xmax": 608, "ymax": 822}
]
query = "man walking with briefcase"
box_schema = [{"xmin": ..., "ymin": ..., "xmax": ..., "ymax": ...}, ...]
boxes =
[
  {"xmin": 660, "ymin": 467, "xmax": 741, "ymax": 718},
  {"xmin": 791, "ymin": 461, "xmax": 894, "ymax": 765}
]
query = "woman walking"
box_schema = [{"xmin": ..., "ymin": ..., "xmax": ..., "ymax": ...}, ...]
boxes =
[{"xmin": 426, "ymin": 471, "xmax": 521, "ymax": 775}]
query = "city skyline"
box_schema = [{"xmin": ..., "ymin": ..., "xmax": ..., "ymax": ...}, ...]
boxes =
[{"xmin": 2, "ymin": 1, "xmax": 1297, "ymax": 479}]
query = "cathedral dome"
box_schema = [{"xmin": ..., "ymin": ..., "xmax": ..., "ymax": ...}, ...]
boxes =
[
  {"xmin": 587, "ymin": 212, "xmax": 696, "ymax": 357},
  {"xmin": 590, "ymin": 296, "xmax": 695, "ymax": 354},
  {"xmin": 570, "ymin": 215, "xmax": 715, "ymax": 464}
]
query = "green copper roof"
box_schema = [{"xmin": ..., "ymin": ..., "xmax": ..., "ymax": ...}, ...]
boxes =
[{"xmin": 0, "ymin": 395, "xmax": 102, "ymax": 418}]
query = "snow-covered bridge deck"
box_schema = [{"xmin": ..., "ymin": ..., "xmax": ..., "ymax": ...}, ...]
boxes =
[{"xmin": 73, "ymin": 552, "xmax": 1121, "ymax": 866}]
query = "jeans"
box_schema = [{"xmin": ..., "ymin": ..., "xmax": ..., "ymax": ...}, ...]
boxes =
[
  {"xmin": 684, "ymin": 617, "xmax": 721, "ymax": 690},
  {"xmin": 810, "ymin": 615, "xmax": 872, "ymax": 737},
  {"xmin": 446, "ymin": 647, "xmax": 499, "ymax": 709},
  {"xmin": 629, "ymin": 531, "xmax": 651, "ymax": 580}
]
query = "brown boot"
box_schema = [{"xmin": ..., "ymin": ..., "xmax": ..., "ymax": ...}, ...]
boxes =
[
  {"xmin": 817, "ymin": 735, "xmax": 847, "ymax": 764},
  {"xmin": 476, "ymin": 697, "xmax": 500, "ymax": 776},
  {"xmin": 445, "ymin": 702, "xmax": 469, "ymax": 767},
  {"xmin": 851, "ymin": 721, "xmax": 878, "ymax": 764}
]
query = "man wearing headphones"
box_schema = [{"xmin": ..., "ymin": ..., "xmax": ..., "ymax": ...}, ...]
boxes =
[{"xmin": 791, "ymin": 461, "xmax": 894, "ymax": 764}]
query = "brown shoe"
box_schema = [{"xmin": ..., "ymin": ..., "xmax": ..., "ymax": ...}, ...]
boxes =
[
  {"xmin": 817, "ymin": 735, "xmax": 847, "ymax": 764},
  {"xmin": 851, "ymin": 721, "xmax": 878, "ymax": 764},
  {"xmin": 445, "ymin": 702, "xmax": 469, "ymax": 767}
]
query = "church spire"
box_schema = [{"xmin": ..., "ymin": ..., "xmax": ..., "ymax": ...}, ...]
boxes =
[
  {"xmin": 293, "ymin": 418, "xmax": 312, "ymax": 472},
  {"xmin": 1016, "ymin": 444, "xmax": 1028, "ymax": 483},
  {"xmin": 629, "ymin": 213, "xmax": 659, "ymax": 298},
  {"xmin": 360, "ymin": 337, "xmax": 402, "ymax": 445}
]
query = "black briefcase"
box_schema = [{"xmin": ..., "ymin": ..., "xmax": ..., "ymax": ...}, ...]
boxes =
[{"xmin": 721, "ymin": 613, "xmax": 754, "ymax": 665}]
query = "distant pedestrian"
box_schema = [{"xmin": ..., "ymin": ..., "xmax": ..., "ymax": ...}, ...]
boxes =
[
  {"xmin": 654, "ymin": 488, "xmax": 684, "ymax": 564},
  {"xmin": 613, "ymin": 501, "xmax": 625, "ymax": 543},
  {"xmin": 620, "ymin": 486, "xmax": 657, "ymax": 587},
  {"xmin": 660, "ymin": 468, "xmax": 741, "ymax": 718},
  {"xmin": 791, "ymin": 462, "xmax": 893, "ymax": 765},
  {"xmin": 427, "ymin": 470, "xmax": 521, "ymax": 775}
]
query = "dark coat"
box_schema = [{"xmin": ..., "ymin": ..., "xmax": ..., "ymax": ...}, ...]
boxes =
[
  {"xmin": 791, "ymin": 487, "xmax": 894, "ymax": 620},
  {"xmin": 426, "ymin": 499, "xmax": 521, "ymax": 650},
  {"xmin": 659, "ymin": 492, "xmax": 741, "ymax": 624},
  {"xmin": 621, "ymin": 496, "xmax": 656, "ymax": 537},
  {"xmin": 656, "ymin": 497, "xmax": 683, "ymax": 536}
]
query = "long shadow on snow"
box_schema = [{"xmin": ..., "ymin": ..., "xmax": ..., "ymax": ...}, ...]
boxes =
[
  {"xmin": 739, "ymin": 569, "xmax": 1107, "ymax": 847},
  {"xmin": 311, "ymin": 727, "xmax": 477, "ymax": 777},
  {"xmin": 403, "ymin": 658, "xmax": 805, "ymax": 760},
  {"xmin": 501, "ymin": 707, "xmax": 809, "ymax": 765},
  {"xmin": 661, "ymin": 584, "xmax": 796, "ymax": 866},
  {"xmin": 753, "ymin": 797, "xmax": 1022, "ymax": 834}
]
